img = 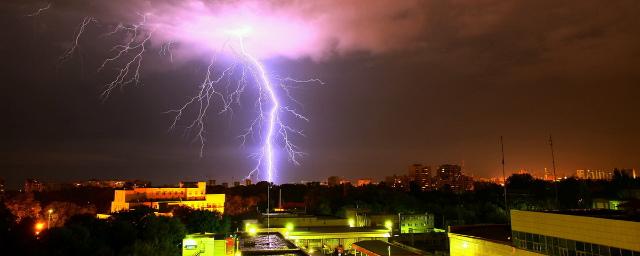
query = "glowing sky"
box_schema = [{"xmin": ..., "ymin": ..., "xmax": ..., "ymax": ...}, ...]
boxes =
[{"xmin": 1, "ymin": 0, "xmax": 640, "ymax": 188}]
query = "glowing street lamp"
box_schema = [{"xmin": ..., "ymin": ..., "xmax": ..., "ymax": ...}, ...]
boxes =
[
  {"xmin": 348, "ymin": 218, "xmax": 355, "ymax": 228},
  {"xmin": 47, "ymin": 209, "xmax": 53, "ymax": 229},
  {"xmin": 384, "ymin": 220, "xmax": 393, "ymax": 231},
  {"xmin": 34, "ymin": 222, "xmax": 45, "ymax": 235}
]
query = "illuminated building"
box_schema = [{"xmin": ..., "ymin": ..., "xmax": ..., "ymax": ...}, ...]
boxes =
[
  {"xmin": 357, "ymin": 179, "xmax": 372, "ymax": 187},
  {"xmin": 110, "ymin": 181, "xmax": 225, "ymax": 213},
  {"xmin": 449, "ymin": 210, "xmax": 640, "ymax": 255},
  {"xmin": 399, "ymin": 213, "xmax": 434, "ymax": 234},
  {"xmin": 576, "ymin": 169, "xmax": 612, "ymax": 180},
  {"xmin": 248, "ymin": 213, "xmax": 391, "ymax": 254},
  {"xmin": 449, "ymin": 224, "xmax": 537, "ymax": 256},
  {"xmin": 437, "ymin": 164, "xmax": 462, "ymax": 181},
  {"xmin": 435, "ymin": 164, "xmax": 473, "ymax": 192},
  {"xmin": 511, "ymin": 210, "xmax": 640, "ymax": 255},
  {"xmin": 592, "ymin": 199, "xmax": 623, "ymax": 210}
]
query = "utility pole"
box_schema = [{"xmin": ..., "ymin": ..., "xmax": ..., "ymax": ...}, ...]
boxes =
[
  {"xmin": 549, "ymin": 135, "xmax": 559, "ymax": 208},
  {"xmin": 500, "ymin": 136, "xmax": 508, "ymax": 217}
]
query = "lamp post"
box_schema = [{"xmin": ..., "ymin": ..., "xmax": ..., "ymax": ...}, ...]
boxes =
[{"xmin": 47, "ymin": 209, "xmax": 53, "ymax": 229}]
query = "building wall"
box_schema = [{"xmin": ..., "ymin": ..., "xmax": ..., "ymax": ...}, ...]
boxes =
[
  {"xmin": 110, "ymin": 182, "xmax": 224, "ymax": 213},
  {"xmin": 511, "ymin": 210, "xmax": 640, "ymax": 252},
  {"xmin": 449, "ymin": 233, "xmax": 542, "ymax": 256},
  {"xmin": 400, "ymin": 213, "xmax": 434, "ymax": 234}
]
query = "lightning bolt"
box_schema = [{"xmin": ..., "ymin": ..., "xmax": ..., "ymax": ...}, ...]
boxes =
[
  {"xmin": 27, "ymin": 3, "xmax": 51, "ymax": 17},
  {"xmin": 55, "ymin": 13, "xmax": 323, "ymax": 184}
]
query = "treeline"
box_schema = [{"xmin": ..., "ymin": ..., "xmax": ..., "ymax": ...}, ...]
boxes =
[
  {"xmin": 222, "ymin": 170, "xmax": 640, "ymax": 227},
  {"xmin": 0, "ymin": 205, "xmax": 230, "ymax": 255}
]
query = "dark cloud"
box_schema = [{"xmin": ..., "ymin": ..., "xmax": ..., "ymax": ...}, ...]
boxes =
[{"xmin": 1, "ymin": 0, "xmax": 639, "ymax": 188}]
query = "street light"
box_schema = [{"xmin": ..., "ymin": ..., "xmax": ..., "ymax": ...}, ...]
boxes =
[
  {"xmin": 384, "ymin": 220, "xmax": 393, "ymax": 231},
  {"xmin": 47, "ymin": 209, "xmax": 53, "ymax": 229},
  {"xmin": 35, "ymin": 222, "xmax": 45, "ymax": 235}
]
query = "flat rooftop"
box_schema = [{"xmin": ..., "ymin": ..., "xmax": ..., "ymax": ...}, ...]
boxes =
[
  {"xmin": 535, "ymin": 209, "xmax": 640, "ymax": 222},
  {"xmin": 290, "ymin": 226, "xmax": 389, "ymax": 233},
  {"xmin": 352, "ymin": 240, "xmax": 419, "ymax": 256},
  {"xmin": 448, "ymin": 224, "xmax": 511, "ymax": 245}
]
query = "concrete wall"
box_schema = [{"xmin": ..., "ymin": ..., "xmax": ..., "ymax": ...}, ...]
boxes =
[{"xmin": 448, "ymin": 233, "xmax": 542, "ymax": 256}]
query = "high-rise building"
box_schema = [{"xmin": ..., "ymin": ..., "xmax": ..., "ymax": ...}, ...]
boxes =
[
  {"xmin": 437, "ymin": 164, "xmax": 462, "ymax": 181},
  {"xmin": 435, "ymin": 164, "xmax": 472, "ymax": 191},
  {"xmin": 409, "ymin": 164, "xmax": 432, "ymax": 191}
]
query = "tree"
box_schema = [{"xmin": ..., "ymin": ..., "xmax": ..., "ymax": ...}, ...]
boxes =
[
  {"xmin": 4, "ymin": 193, "xmax": 41, "ymax": 222},
  {"xmin": 134, "ymin": 216, "xmax": 187, "ymax": 256},
  {"xmin": 43, "ymin": 201, "xmax": 97, "ymax": 227},
  {"xmin": 173, "ymin": 206, "xmax": 229, "ymax": 234}
]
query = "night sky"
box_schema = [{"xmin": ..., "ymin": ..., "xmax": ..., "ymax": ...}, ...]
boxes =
[{"xmin": 2, "ymin": 0, "xmax": 640, "ymax": 188}]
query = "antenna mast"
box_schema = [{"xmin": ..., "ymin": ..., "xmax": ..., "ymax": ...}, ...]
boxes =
[{"xmin": 549, "ymin": 135, "xmax": 559, "ymax": 208}]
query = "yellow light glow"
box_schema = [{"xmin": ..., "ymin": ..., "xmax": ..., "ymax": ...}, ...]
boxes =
[
  {"xmin": 384, "ymin": 220, "xmax": 393, "ymax": 230},
  {"xmin": 285, "ymin": 222, "xmax": 294, "ymax": 231},
  {"xmin": 235, "ymin": 251, "xmax": 242, "ymax": 256},
  {"xmin": 308, "ymin": 248, "xmax": 315, "ymax": 253},
  {"xmin": 184, "ymin": 239, "xmax": 197, "ymax": 246},
  {"xmin": 348, "ymin": 218, "xmax": 355, "ymax": 227},
  {"xmin": 35, "ymin": 222, "xmax": 45, "ymax": 231},
  {"xmin": 248, "ymin": 227, "xmax": 257, "ymax": 236},
  {"xmin": 48, "ymin": 209, "xmax": 53, "ymax": 214}
]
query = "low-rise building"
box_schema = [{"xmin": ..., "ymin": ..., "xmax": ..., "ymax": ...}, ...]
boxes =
[
  {"xmin": 449, "ymin": 210, "xmax": 640, "ymax": 255},
  {"xmin": 110, "ymin": 181, "xmax": 225, "ymax": 213},
  {"xmin": 399, "ymin": 213, "xmax": 434, "ymax": 234}
]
